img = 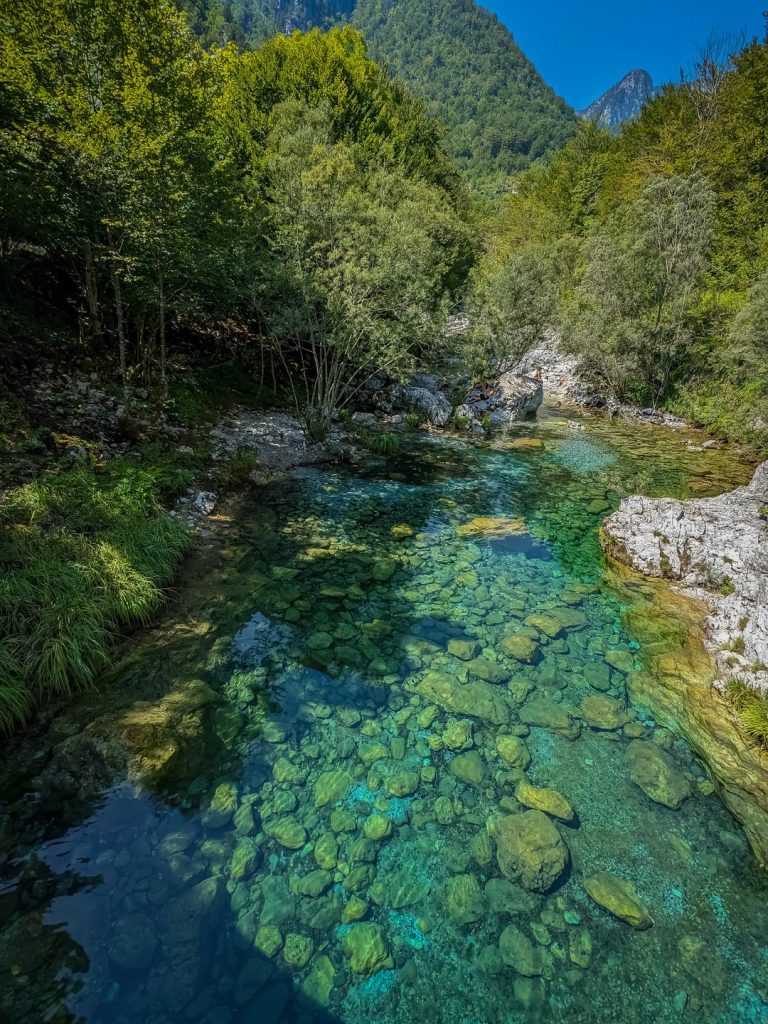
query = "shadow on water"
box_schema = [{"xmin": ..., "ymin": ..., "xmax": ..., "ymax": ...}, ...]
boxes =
[{"xmin": 0, "ymin": 414, "xmax": 765, "ymax": 1024}]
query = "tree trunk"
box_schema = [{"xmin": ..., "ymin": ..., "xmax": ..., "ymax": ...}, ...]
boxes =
[
  {"xmin": 83, "ymin": 238, "xmax": 102, "ymax": 342},
  {"xmin": 158, "ymin": 268, "xmax": 167, "ymax": 422}
]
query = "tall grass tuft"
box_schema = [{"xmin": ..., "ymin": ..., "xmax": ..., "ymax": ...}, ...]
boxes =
[
  {"xmin": 0, "ymin": 460, "xmax": 190, "ymax": 729},
  {"xmin": 725, "ymin": 679, "xmax": 768, "ymax": 748}
]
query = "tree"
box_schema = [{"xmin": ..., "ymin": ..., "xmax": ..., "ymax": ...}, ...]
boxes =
[
  {"xmin": 256, "ymin": 102, "xmax": 468, "ymax": 437},
  {"xmin": 563, "ymin": 174, "xmax": 715, "ymax": 407}
]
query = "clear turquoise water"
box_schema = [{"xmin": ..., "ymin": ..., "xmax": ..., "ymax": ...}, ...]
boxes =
[{"xmin": 1, "ymin": 408, "xmax": 767, "ymax": 1024}]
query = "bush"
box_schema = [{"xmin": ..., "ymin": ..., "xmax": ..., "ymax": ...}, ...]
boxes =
[
  {"xmin": 0, "ymin": 461, "xmax": 191, "ymax": 728},
  {"xmin": 725, "ymin": 679, "xmax": 768, "ymax": 747},
  {"xmin": 358, "ymin": 430, "xmax": 401, "ymax": 456},
  {"xmin": 404, "ymin": 412, "xmax": 422, "ymax": 431}
]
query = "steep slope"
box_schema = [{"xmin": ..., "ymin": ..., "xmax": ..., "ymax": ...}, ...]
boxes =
[
  {"xmin": 183, "ymin": 0, "xmax": 576, "ymax": 186},
  {"xmin": 350, "ymin": 0, "xmax": 576, "ymax": 185},
  {"xmin": 579, "ymin": 69, "xmax": 657, "ymax": 130}
]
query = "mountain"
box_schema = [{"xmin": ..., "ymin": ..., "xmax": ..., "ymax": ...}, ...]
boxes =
[
  {"xmin": 183, "ymin": 0, "xmax": 577, "ymax": 187},
  {"xmin": 579, "ymin": 70, "xmax": 657, "ymax": 130}
]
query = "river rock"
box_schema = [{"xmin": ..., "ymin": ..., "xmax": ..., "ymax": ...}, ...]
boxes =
[
  {"xmin": 283, "ymin": 933, "xmax": 314, "ymax": 970},
  {"xmin": 418, "ymin": 672, "xmax": 511, "ymax": 726},
  {"xmin": 363, "ymin": 814, "xmax": 392, "ymax": 840},
  {"xmin": 495, "ymin": 810, "xmax": 569, "ymax": 892},
  {"xmin": 342, "ymin": 922, "xmax": 394, "ymax": 975},
  {"xmin": 625, "ymin": 740, "xmax": 692, "ymax": 809},
  {"xmin": 525, "ymin": 615, "xmax": 564, "ymax": 640},
  {"xmin": 110, "ymin": 912, "xmax": 158, "ymax": 971},
  {"xmin": 583, "ymin": 872, "xmax": 653, "ymax": 929},
  {"xmin": 520, "ymin": 697, "xmax": 581, "ymax": 740},
  {"xmin": 448, "ymin": 639, "xmax": 479, "ymax": 661},
  {"xmin": 496, "ymin": 735, "xmax": 532, "ymax": 770},
  {"xmin": 303, "ymin": 954, "xmax": 336, "ymax": 1006},
  {"xmin": 263, "ymin": 816, "xmax": 308, "ymax": 850},
  {"xmin": 202, "ymin": 782, "xmax": 238, "ymax": 828},
  {"xmin": 501, "ymin": 634, "xmax": 540, "ymax": 664},
  {"xmin": 499, "ymin": 925, "xmax": 546, "ymax": 976},
  {"xmin": 514, "ymin": 782, "xmax": 575, "ymax": 822},
  {"xmin": 450, "ymin": 751, "xmax": 486, "ymax": 786},
  {"xmin": 580, "ymin": 695, "xmax": 630, "ymax": 731},
  {"xmin": 446, "ymin": 873, "xmax": 485, "ymax": 925},
  {"xmin": 314, "ymin": 769, "xmax": 353, "ymax": 807}
]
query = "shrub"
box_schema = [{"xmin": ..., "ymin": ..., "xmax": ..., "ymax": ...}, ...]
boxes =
[
  {"xmin": 404, "ymin": 413, "xmax": 422, "ymax": 431},
  {"xmin": 358, "ymin": 430, "xmax": 401, "ymax": 456},
  {"xmin": 725, "ymin": 679, "xmax": 768, "ymax": 747}
]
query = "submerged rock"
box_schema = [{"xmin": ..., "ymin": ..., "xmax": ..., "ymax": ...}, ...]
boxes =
[
  {"xmin": 514, "ymin": 781, "xmax": 575, "ymax": 823},
  {"xmin": 520, "ymin": 697, "xmax": 581, "ymax": 740},
  {"xmin": 496, "ymin": 735, "xmax": 532, "ymax": 770},
  {"xmin": 342, "ymin": 922, "xmax": 394, "ymax": 975},
  {"xmin": 501, "ymin": 634, "xmax": 540, "ymax": 664},
  {"xmin": 499, "ymin": 925, "xmax": 547, "ymax": 976},
  {"xmin": 625, "ymin": 740, "xmax": 692, "ymax": 810},
  {"xmin": 580, "ymin": 695, "xmax": 630, "ymax": 731},
  {"xmin": 495, "ymin": 810, "xmax": 569, "ymax": 892},
  {"xmin": 450, "ymin": 751, "xmax": 486, "ymax": 786},
  {"xmin": 446, "ymin": 873, "xmax": 485, "ymax": 925},
  {"xmin": 583, "ymin": 872, "xmax": 653, "ymax": 929},
  {"xmin": 418, "ymin": 672, "xmax": 511, "ymax": 725}
]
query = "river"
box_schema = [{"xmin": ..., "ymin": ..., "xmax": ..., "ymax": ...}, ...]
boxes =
[{"xmin": 1, "ymin": 405, "xmax": 766, "ymax": 1024}]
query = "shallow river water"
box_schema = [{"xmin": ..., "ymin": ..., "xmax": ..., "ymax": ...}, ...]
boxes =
[{"xmin": 1, "ymin": 407, "xmax": 767, "ymax": 1024}]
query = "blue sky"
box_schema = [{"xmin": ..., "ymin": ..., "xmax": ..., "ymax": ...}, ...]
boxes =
[{"xmin": 483, "ymin": 1, "xmax": 766, "ymax": 109}]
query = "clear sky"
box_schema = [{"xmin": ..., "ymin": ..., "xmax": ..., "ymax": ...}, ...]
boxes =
[{"xmin": 482, "ymin": 1, "xmax": 766, "ymax": 110}]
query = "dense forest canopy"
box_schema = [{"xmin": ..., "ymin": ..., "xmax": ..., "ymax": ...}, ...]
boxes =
[
  {"xmin": 181, "ymin": 0, "xmax": 578, "ymax": 187},
  {"xmin": 482, "ymin": 31, "xmax": 768, "ymax": 449}
]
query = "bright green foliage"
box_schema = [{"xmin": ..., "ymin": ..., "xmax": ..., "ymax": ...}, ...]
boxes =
[
  {"xmin": 726, "ymin": 679, "xmax": 768, "ymax": 747},
  {"xmin": 357, "ymin": 430, "xmax": 400, "ymax": 455},
  {"xmin": 488, "ymin": 28, "xmax": 768, "ymax": 449},
  {"xmin": 183, "ymin": 0, "xmax": 577, "ymax": 188},
  {"xmin": 0, "ymin": 463, "xmax": 191, "ymax": 726}
]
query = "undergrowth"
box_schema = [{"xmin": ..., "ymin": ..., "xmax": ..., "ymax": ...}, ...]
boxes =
[
  {"xmin": 357, "ymin": 430, "xmax": 401, "ymax": 456},
  {"xmin": 0, "ymin": 460, "xmax": 192, "ymax": 729},
  {"xmin": 725, "ymin": 679, "xmax": 768, "ymax": 748}
]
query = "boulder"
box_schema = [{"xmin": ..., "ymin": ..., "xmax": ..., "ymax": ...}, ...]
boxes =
[
  {"xmin": 501, "ymin": 634, "xmax": 540, "ymax": 664},
  {"xmin": 520, "ymin": 697, "xmax": 581, "ymax": 740},
  {"xmin": 342, "ymin": 923, "xmax": 394, "ymax": 975},
  {"xmin": 625, "ymin": 740, "xmax": 692, "ymax": 809},
  {"xmin": 418, "ymin": 672, "xmax": 511, "ymax": 726},
  {"xmin": 580, "ymin": 695, "xmax": 630, "ymax": 731},
  {"xmin": 495, "ymin": 810, "xmax": 569, "ymax": 892}
]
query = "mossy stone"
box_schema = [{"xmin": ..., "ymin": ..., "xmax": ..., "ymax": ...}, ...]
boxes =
[
  {"xmin": 446, "ymin": 873, "xmax": 485, "ymax": 926},
  {"xmin": 501, "ymin": 634, "xmax": 540, "ymax": 664},
  {"xmin": 203, "ymin": 782, "xmax": 238, "ymax": 828},
  {"xmin": 314, "ymin": 832, "xmax": 339, "ymax": 870},
  {"xmin": 450, "ymin": 751, "xmax": 486, "ymax": 787},
  {"xmin": 283, "ymin": 933, "xmax": 314, "ymax": 970},
  {"xmin": 495, "ymin": 810, "xmax": 569, "ymax": 892},
  {"xmin": 363, "ymin": 814, "xmax": 392, "ymax": 840},
  {"xmin": 515, "ymin": 782, "xmax": 575, "ymax": 823},
  {"xmin": 314, "ymin": 769, "xmax": 353, "ymax": 808},
  {"xmin": 467, "ymin": 659, "xmax": 510, "ymax": 684},
  {"xmin": 499, "ymin": 925, "xmax": 546, "ymax": 976},
  {"xmin": 302, "ymin": 954, "xmax": 335, "ymax": 1006},
  {"xmin": 255, "ymin": 925, "xmax": 283, "ymax": 958},
  {"xmin": 447, "ymin": 639, "xmax": 479, "ymax": 661},
  {"xmin": 386, "ymin": 771, "xmax": 419, "ymax": 797},
  {"xmin": 496, "ymin": 734, "xmax": 532, "ymax": 770},
  {"xmin": 341, "ymin": 896, "xmax": 369, "ymax": 923},
  {"xmin": 625, "ymin": 740, "xmax": 692, "ymax": 809},
  {"xmin": 264, "ymin": 816, "xmax": 308, "ymax": 850},
  {"xmin": 580, "ymin": 695, "xmax": 630, "ymax": 731}
]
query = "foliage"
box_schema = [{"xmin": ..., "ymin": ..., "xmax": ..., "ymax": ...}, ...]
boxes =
[
  {"xmin": 489, "ymin": 27, "xmax": 768, "ymax": 449},
  {"xmin": 0, "ymin": 462, "xmax": 191, "ymax": 727},
  {"xmin": 726, "ymin": 679, "xmax": 768, "ymax": 747},
  {"xmin": 357, "ymin": 430, "xmax": 400, "ymax": 455},
  {"xmin": 183, "ymin": 0, "xmax": 577, "ymax": 188},
  {"xmin": 404, "ymin": 413, "xmax": 422, "ymax": 431}
]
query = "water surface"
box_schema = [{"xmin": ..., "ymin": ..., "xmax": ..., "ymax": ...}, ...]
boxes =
[{"xmin": 1, "ymin": 408, "xmax": 766, "ymax": 1024}]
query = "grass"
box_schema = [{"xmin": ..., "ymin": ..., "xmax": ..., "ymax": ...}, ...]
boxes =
[
  {"xmin": 725, "ymin": 679, "xmax": 768, "ymax": 748},
  {"xmin": 357, "ymin": 430, "xmax": 401, "ymax": 456},
  {"xmin": 404, "ymin": 413, "xmax": 422, "ymax": 431},
  {"xmin": 0, "ymin": 459, "xmax": 192, "ymax": 729}
]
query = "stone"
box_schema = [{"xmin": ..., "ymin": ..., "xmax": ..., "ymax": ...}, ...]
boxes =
[
  {"xmin": 273, "ymin": 757, "xmax": 307, "ymax": 785},
  {"xmin": 290, "ymin": 870, "xmax": 332, "ymax": 898},
  {"xmin": 448, "ymin": 639, "xmax": 478, "ymax": 661},
  {"xmin": 625, "ymin": 740, "xmax": 692, "ymax": 810},
  {"xmin": 499, "ymin": 925, "xmax": 546, "ymax": 976},
  {"xmin": 358, "ymin": 742, "xmax": 390, "ymax": 764},
  {"xmin": 484, "ymin": 878, "xmax": 538, "ymax": 915},
  {"xmin": 501, "ymin": 634, "xmax": 540, "ymax": 664},
  {"xmin": 520, "ymin": 697, "xmax": 581, "ymax": 740},
  {"xmin": 234, "ymin": 802, "xmax": 257, "ymax": 837},
  {"xmin": 341, "ymin": 896, "xmax": 369, "ymax": 923},
  {"xmin": 303, "ymin": 954, "xmax": 335, "ymax": 1007},
  {"xmin": 202, "ymin": 782, "xmax": 238, "ymax": 828},
  {"xmin": 467, "ymin": 659, "xmax": 510, "ymax": 684},
  {"xmin": 470, "ymin": 831, "xmax": 494, "ymax": 867},
  {"xmin": 580, "ymin": 695, "xmax": 630, "ymax": 731},
  {"xmin": 314, "ymin": 769, "xmax": 353, "ymax": 808},
  {"xmin": 386, "ymin": 771, "xmax": 419, "ymax": 797},
  {"xmin": 446, "ymin": 874, "xmax": 485, "ymax": 926},
  {"xmin": 230, "ymin": 839, "xmax": 260, "ymax": 882},
  {"xmin": 283, "ymin": 933, "xmax": 314, "ymax": 970},
  {"xmin": 515, "ymin": 782, "xmax": 575, "ymax": 822},
  {"xmin": 605, "ymin": 649, "xmax": 635, "ymax": 674},
  {"xmin": 583, "ymin": 872, "xmax": 653, "ymax": 929},
  {"xmin": 342, "ymin": 922, "xmax": 394, "ymax": 975},
  {"xmin": 584, "ymin": 663, "xmax": 612, "ymax": 692},
  {"xmin": 495, "ymin": 810, "xmax": 569, "ymax": 892},
  {"xmin": 363, "ymin": 814, "xmax": 392, "ymax": 840},
  {"xmin": 443, "ymin": 719, "xmax": 474, "ymax": 751},
  {"xmin": 330, "ymin": 808, "xmax": 357, "ymax": 833},
  {"xmin": 418, "ymin": 672, "xmax": 510, "ymax": 726},
  {"xmin": 524, "ymin": 615, "xmax": 564, "ymax": 640},
  {"xmin": 496, "ymin": 735, "xmax": 532, "ymax": 770},
  {"xmin": 450, "ymin": 751, "xmax": 486, "ymax": 787},
  {"xmin": 255, "ymin": 925, "xmax": 283, "ymax": 957},
  {"xmin": 263, "ymin": 816, "xmax": 308, "ymax": 850},
  {"xmin": 456, "ymin": 516, "xmax": 526, "ymax": 539},
  {"xmin": 569, "ymin": 928, "xmax": 593, "ymax": 969},
  {"xmin": 314, "ymin": 832, "xmax": 339, "ymax": 870}
]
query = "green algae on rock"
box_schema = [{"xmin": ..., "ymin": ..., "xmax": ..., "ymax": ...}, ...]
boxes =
[{"xmin": 495, "ymin": 810, "xmax": 570, "ymax": 892}]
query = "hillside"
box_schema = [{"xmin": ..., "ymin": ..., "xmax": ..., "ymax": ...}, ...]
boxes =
[
  {"xmin": 183, "ymin": 0, "xmax": 577, "ymax": 186},
  {"xmin": 579, "ymin": 69, "xmax": 657, "ymax": 130}
]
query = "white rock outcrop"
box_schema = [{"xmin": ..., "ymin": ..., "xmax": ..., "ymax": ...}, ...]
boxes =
[{"xmin": 603, "ymin": 462, "xmax": 768, "ymax": 692}]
